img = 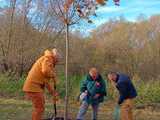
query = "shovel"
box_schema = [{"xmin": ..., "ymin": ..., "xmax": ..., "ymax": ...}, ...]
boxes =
[
  {"xmin": 43, "ymin": 103, "xmax": 64, "ymax": 120},
  {"xmin": 43, "ymin": 83, "xmax": 71, "ymax": 120}
]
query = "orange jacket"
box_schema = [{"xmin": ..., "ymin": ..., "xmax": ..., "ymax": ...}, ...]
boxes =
[{"xmin": 23, "ymin": 50, "xmax": 56, "ymax": 92}]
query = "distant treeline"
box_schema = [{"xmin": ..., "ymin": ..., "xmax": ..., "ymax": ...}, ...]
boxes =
[{"xmin": 0, "ymin": 1, "xmax": 160, "ymax": 81}]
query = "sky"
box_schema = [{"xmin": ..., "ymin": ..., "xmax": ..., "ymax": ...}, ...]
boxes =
[
  {"xmin": 96, "ymin": 0, "xmax": 160, "ymax": 23},
  {"xmin": 79, "ymin": 0, "xmax": 160, "ymax": 33},
  {"xmin": 1, "ymin": 0, "xmax": 160, "ymax": 33}
]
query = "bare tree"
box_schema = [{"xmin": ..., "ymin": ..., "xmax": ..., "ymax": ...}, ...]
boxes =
[{"xmin": 48, "ymin": 0, "xmax": 120, "ymax": 119}]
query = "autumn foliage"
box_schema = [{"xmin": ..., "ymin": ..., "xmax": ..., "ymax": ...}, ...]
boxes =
[{"xmin": 96, "ymin": 0, "xmax": 105, "ymax": 5}]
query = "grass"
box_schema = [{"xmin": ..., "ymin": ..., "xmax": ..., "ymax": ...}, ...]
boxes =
[
  {"xmin": 0, "ymin": 73, "xmax": 160, "ymax": 119},
  {"xmin": 0, "ymin": 98, "xmax": 160, "ymax": 120},
  {"xmin": 0, "ymin": 73, "xmax": 160, "ymax": 104},
  {"xmin": 0, "ymin": 98, "xmax": 32, "ymax": 120}
]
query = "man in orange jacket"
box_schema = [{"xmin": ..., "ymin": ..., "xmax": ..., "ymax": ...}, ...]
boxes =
[{"xmin": 23, "ymin": 49, "xmax": 60, "ymax": 120}]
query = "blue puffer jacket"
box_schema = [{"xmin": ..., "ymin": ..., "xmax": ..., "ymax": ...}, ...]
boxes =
[
  {"xmin": 116, "ymin": 74, "xmax": 137, "ymax": 104},
  {"xmin": 80, "ymin": 74, "xmax": 107, "ymax": 105}
]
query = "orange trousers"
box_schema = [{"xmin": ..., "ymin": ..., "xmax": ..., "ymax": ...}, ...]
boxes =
[
  {"xmin": 120, "ymin": 99, "xmax": 134, "ymax": 120},
  {"xmin": 26, "ymin": 92, "xmax": 45, "ymax": 120}
]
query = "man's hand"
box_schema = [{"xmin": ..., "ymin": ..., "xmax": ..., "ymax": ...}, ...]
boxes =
[
  {"xmin": 52, "ymin": 91, "xmax": 59, "ymax": 104},
  {"xmin": 93, "ymin": 93, "xmax": 101, "ymax": 99},
  {"xmin": 52, "ymin": 91, "xmax": 59, "ymax": 97},
  {"xmin": 52, "ymin": 96, "xmax": 59, "ymax": 103}
]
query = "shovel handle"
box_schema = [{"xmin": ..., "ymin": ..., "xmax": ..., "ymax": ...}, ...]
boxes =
[
  {"xmin": 54, "ymin": 103, "xmax": 57, "ymax": 117},
  {"xmin": 54, "ymin": 84, "xmax": 57, "ymax": 117}
]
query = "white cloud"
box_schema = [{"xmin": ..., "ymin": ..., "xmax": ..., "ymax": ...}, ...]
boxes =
[
  {"xmin": 96, "ymin": 6, "xmax": 125, "ymax": 13},
  {"xmin": 132, "ymin": 0, "xmax": 160, "ymax": 6}
]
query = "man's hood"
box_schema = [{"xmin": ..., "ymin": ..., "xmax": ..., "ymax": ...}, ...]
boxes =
[{"xmin": 44, "ymin": 49, "xmax": 54, "ymax": 57}]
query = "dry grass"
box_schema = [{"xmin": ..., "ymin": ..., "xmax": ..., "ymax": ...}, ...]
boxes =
[{"xmin": 0, "ymin": 98, "xmax": 160, "ymax": 120}]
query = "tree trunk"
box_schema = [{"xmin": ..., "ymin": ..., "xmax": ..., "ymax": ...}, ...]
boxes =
[{"xmin": 64, "ymin": 23, "xmax": 69, "ymax": 120}]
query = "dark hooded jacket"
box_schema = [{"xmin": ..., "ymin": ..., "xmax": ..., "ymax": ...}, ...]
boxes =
[{"xmin": 116, "ymin": 74, "xmax": 137, "ymax": 104}]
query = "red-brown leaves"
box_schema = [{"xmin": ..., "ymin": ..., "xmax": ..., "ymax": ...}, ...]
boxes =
[
  {"xmin": 64, "ymin": 0, "xmax": 74, "ymax": 12},
  {"xmin": 96, "ymin": 0, "xmax": 106, "ymax": 5},
  {"xmin": 76, "ymin": 5, "xmax": 84, "ymax": 17}
]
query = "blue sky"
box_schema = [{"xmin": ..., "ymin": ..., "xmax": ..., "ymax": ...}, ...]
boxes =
[
  {"xmin": 96, "ymin": 0, "xmax": 160, "ymax": 23},
  {"xmin": 79, "ymin": 0, "xmax": 160, "ymax": 33},
  {"xmin": 1, "ymin": 0, "xmax": 160, "ymax": 32}
]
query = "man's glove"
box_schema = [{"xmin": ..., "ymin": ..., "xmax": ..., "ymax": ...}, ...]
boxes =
[
  {"xmin": 79, "ymin": 91, "xmax": 88, "ymax": 101},
  {"xmin": 93, "ymin": 93, "xmax": 101, "ymax": 99},
  {"xmin": 52, "ymin": 91, "xmax": 59, "ymax": 104}
]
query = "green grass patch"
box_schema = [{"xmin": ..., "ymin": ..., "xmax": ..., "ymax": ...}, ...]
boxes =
[
  {"xmin": 135, "ymin": 80, "xmax": 160, "ymax": 104},
  {"xmin": 0, "ymin": 74, "xmax": 25, "ymax": 97},
  {"xmin": 0, "ymin": 73, "xmax": 160, "ymax": 105}
]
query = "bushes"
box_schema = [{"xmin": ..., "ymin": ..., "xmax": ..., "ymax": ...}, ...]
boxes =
[
  {"xmin": 0, "ymin": 73, "xmax": 160, "ymax": 105},
  {"xmin": 106, "ymin": 79, "xmax": 160, "ymax": 105},
  {"xmin": 0, "ymin": 73, "xmax": 83, "ymax": 100},
  {"xmin": 135, "ymin": 80, "xmax": 160, "ymax": 104},
  {"xmin": 0, "ymin": 74, "xmax": 25, "ymax": 98},
  {"xmin": 56, "ymin": 74, "xmax": 83, "ymax": 100}
]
